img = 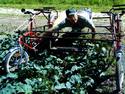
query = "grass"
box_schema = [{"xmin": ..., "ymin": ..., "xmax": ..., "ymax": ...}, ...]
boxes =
[
  {"xmin": 0, "ymin": 4, "xmax": 112, "ymax": 12},
  {"xmin": 0, "ymin": 0, "xmax": 125, "ymax": 12}
]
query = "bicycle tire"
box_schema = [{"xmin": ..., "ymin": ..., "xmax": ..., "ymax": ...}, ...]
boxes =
[
  {"xmin": 3, "ymin": 48, "xmax": 29, "ymax": 73},
  {"xmin": 116, "ymin": 50, "xmax": 124, "ymax": 92}
]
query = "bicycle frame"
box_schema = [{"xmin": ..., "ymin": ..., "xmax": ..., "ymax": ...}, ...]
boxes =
[
  {"xmin": 18, "ymin": 7, "xmax": 58, "ymax": 51},
  {"xmin": 109, "ymin": 5, "xmax": 125, "ymax": 92},
  {"xmin": 94, "ymin": 4, "xmax": 125, "ymax": 92}
]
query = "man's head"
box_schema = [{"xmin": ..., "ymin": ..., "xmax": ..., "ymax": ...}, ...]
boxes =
[{"xmin": 66, "ymin": 8, "xmax": 78, "ymax": 24}]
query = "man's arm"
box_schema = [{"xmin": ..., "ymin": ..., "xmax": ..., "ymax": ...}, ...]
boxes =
[
  {"xmin": 84, "ymin": 18, "xmax": 96, "ymax": 39},
  {"xmin": 42, "ymin": 22, "xmax": 62, "ymax": 37}
]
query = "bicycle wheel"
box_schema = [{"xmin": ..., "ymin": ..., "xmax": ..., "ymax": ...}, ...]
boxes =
[
  {"xmin": 116, "ymin": 49, "xmax": 125, "ymax": 92},
  {"xmin": 3, "ymin": 48, "xmax": 29, "ymax": 73}
]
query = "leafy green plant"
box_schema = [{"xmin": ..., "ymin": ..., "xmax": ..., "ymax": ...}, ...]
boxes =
[{"xmin": 0, "ymin": 32, "xmax": 116, "ymax": 93}]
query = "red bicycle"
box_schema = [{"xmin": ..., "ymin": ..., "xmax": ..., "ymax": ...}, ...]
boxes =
[
  {"xmin": 100, "ymin": 4, "xmax": 125, "ymax": 92},
  {"xmin": 3, "ymin": 7, "xmax": 58, "ymax": 73}
]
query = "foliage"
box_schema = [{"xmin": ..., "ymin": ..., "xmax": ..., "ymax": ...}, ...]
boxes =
[
  {"xmin": 0, "ymin": 33, "xmax": 17, "ymax": 60},
  {"xmin": 0, "ymin": 33, "xmax": 116, "ymax": 93}
]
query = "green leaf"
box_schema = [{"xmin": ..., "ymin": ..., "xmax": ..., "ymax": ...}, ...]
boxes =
[
  {"xmin": 56, "ymin": 58, "xmax": 63, "ymax": 64},
  {"xmin": 64, "ymin": 56, "xmax": 75, "ymax": 62},
  {"xmin": 33, "ymin": 64, "xmax": 41, "ymax": 70},
  {"xmin": 69, "ymin": 74, "xmax": 82, "ymax": 84},
  {"xmin": 15, "ymin": 83, "xmax": 25, "ymax": 93},
  {"xmin": 22, "ymin": 84, "xmax": 32, "ymax": 94},
  {"xmin": 66, "ymin": 82, "xmax": 72, "ymax": 89},
  {"xmin": 71, "ymin": 65, "xmax": 81, "ymax": 72},
  {"xmin": 0, "ymin": 83, "xmax": 16, "ymax": 94},
  {"xmin": 6, "ymin": 73, "xmax": 18, "ymax": 79},
  {"xmin": 80, "ymin": 89, "xmax": 86, "ymax": 94},
  {"xmin": 45, "ymin": 63, "xmax": 54, "ymax": 69},
  {"xmin": 54, "ymin": 83, "xmax": 66, "ymax": 90}
]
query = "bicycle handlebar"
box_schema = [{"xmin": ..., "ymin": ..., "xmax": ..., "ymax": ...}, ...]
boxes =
[
  {"xmin": 21, "ymin": 8, "xmax": 35, "ymax": 15},
  {"xmin": 34, "ymin": 8, "xmax": 51, "ymax": 13},
  {"xmin": 34, "ymin": 7, "xmax": 58, "ymax": 14},
  {"xmin": 113, "ymin": 7, "xmax": 125, "ymax": 11},
  {"xmin": 21, "ymin": 7, "xmax": 57, "ymax": 15},
  {"xmin": 101, "ymin": 5, "xmax": 125, "ymax": 16},
  {"xmin": 21, "ymin": 8, "xmax": 42, "ymax": 15},
  {"xmin": 101, "ymin": 11, "xmax": 110, "ymax": 14}
]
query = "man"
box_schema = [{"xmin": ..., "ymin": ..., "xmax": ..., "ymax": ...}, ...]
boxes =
[{"xmin": 42, "ymin": 8, "xmax": 96, "ymax": 47}]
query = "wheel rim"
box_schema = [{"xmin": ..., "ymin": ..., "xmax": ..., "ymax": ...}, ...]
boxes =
[{"xmin": 7, "ymin": 51, "xmax": 27, "ymax": 73}]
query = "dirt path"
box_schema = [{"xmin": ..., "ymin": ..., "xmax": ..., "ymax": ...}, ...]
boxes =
[{"xmin": 0, "ymin": 7, "xmax": 111, "ymax": 32}]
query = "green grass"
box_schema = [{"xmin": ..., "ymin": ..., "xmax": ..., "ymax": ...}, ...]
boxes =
[
  {"xmin": 0, "ymin": 0, "xmax": 125, "ymax": 12},
  {"xmin": 0, "ymin": 0, "xmax": 124, "ymax": 5},
  {"xmin": 0, "ymin": 4, "xmax": 112, "ymax": 12}
]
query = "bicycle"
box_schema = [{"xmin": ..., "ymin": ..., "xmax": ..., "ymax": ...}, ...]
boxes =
[
  {"xmin": 112, "ymin": 5, "xmax": 125, "ymax": 92},
  {"xmin": 3, "ymin": 7, "xmax": 57, "ymax": 73},
  {"xmin": 101, "ymin": 4, "xmax": 125, "ymax": 92}
]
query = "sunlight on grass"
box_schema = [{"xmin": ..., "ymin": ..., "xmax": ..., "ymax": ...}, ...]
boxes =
[{"xmin": 0, "ymin": 4, "xmax": 112, "ymax": 12}]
